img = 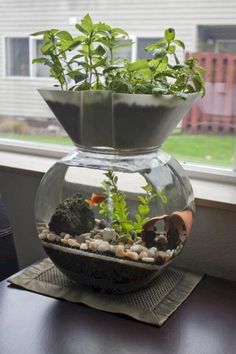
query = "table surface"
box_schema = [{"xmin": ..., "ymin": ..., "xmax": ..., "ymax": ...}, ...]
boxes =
[{"xmin": 0, "ymin": 273, "xmax": 236, "ymax": 354}]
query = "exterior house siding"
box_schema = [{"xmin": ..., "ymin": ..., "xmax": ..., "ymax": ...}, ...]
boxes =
[{"xmin": 0, "ymin": 0, "xmax": 236, "ymax": 119}]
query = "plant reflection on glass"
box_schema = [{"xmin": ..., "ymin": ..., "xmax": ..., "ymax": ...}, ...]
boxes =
[{"xmin": 31, "ymin": 14, "xmax": 205, "ymax": 97}]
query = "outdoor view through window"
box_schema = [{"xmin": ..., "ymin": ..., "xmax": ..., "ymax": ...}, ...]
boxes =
[{"xmin": 0, "ymin": 0, "xmax": 235, "ymax": 171}]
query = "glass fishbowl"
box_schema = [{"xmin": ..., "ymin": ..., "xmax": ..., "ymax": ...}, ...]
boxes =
[{"xmin": 35, "ymin": 90, "xmax": 197, "ymax": 294}]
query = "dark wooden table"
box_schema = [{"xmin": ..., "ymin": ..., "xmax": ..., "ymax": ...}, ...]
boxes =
[{"xmin": 0, "ymin": 274, "xmax": 236, "ymax": 354}]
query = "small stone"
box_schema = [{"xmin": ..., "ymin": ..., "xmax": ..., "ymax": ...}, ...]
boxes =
[
  {"xmin": 139, "ymin": 251, "xmax": 148, "ymax": 260},
  {"xmin": 103, "ymin": 228, "xmax": 116, "ymax": 242},
  {"xmin": 97, "ymin": 241, "xmax": 111, "ymax": 253},
  {"xmin": 98, "ymin": 219, "xmax": 107, "ymax": 229},
  {"xmin": 142, "ymin": 257, "xmax": 155, "ymax": 263},
  {"xmin": 147, "ymin": 247, "xmax": 157, "ymax": 258},
  {"xmin": 130, "ymin": 245, "xmax": 147, "ymax": 254},
  {"xmin": 60, "ymin": 232, "xmax": 66, "ymax": 237},
  {"xmin": 109, "ymin": 245, "xmax": 116, "ymax": 254},
  {"xmin": 55, "ymin": 235, "xmax": 61, "ymax": 243},
  {"xmin": 47, "ymin": 233, "xmax": 57, "ymax": 242},
  {"xmin": 76, "ymin": 233, "xmax": 91, "ymax": 243},
  {"xmin": 38, "ymin": 233, "xmax": 47, "ymax": 240},
  {"xmin": 94, "ymin": 234, "xmax": 103, "ymax": 240},
  {"xmin": 42, "ymin": 228, "xmax": 49, "ymax": 234},
  {"xmin": 68, "ymin": 239, "xmax": 80, "ymax": 248},
  {"xmin": 80, "ymin": 243, "xmax": 88, "ymax": 251},
  {"xmin": 125, "ymin": 251, "xmax": 139, "ymax": 261},
  {"xmin": 61, "ymin": 238, "xmax": 69, "ymax": 246},
  {"xmin": 155, "ymin": 251, "xmax": 169, "ymax": 265},
  {"xmin": 64, "ymin": 234, "xmax": 71, "ymax": 240},
  {"xmin": 115, "ymin": 245, "xmax": 126, "ymax": 258},
  {"xmin": 88, "ymin": 241, "xmax": 98, "ymax": 251}
]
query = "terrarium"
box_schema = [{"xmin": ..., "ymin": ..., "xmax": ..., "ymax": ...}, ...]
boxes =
[
  {"xmin": 35, "ymin": 90, "xmax": 197, "ymax": 293},
  {"xmin": 33, "ymin": 16, "xmax": 204, "ymax": 293}
]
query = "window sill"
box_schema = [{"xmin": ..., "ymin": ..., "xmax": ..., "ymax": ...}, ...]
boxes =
[{"xmin": 0, "ymin": 150, "xmax": 235, "ymax": 212}]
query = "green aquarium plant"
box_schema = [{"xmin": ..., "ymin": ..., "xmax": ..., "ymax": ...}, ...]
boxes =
[
  {"xmin": 98, "ymin": 171, "xmax": 167, "ymax": 240},
  {"xmin": 31, "ymin": 14, "xmax": 205, "ymax": 97}
]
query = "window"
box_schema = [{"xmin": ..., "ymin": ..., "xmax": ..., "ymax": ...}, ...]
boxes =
[
  {"xmin": 136, "ymin": 37, "xmax": 160, "ymax": 59},
  {"xmin": 0, "ymin": 1, "xmax": 235, "ymax": 176},
  {"xmin": 198, "ymin": 25, "xmax": 236, "ymax": 53},
  {"xmin": 5, "ymin": 37, "xmax": 30, "ymax": 76},
  {"xmin": 5, "ymin": 37, "xmax": 49, "ymax": 78}
]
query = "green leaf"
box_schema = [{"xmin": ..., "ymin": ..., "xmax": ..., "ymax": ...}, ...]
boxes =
[
  {"xmin": 95, "ymin": 22, "xmax": 111, "ymax": 32},
  {"xmin": 145, "ymin": 39, "xmax": 167, "ymax": 52},
  {"xmin": 112, "ymin": 28, "xmax": 128, "ymax": 36},
  {"xmin": 68, "ymin": 71, "xmax": 88, "ymax": 83},
  {"xmin": 173, "ymin": 39, "xmax": 185, "ymax": 50},
  {"xmin": 164, "ymin": 28, "xmax": 175, "ymax": 42},
  {"xmin": 153, "ymin": 49, "xmax": 167, "ymax": 59},
  {"xmin": 32, "ymin": 58, "xmax": 47, "ymax": 64},
  {"xmin": 156, "ymin": 190, "xmax": 168, "ymax": 204},
  {"xmin": 30, "ymin": 30, "xmax": 49, "ymax": 36},
  {"xmin": 138, "ymin": 204, "xmax": 150, "ymax": 215},
  {"xmin": 56, "ymin": 31, "xmax": 73, "ymax": 42},
  {"xmin": 126, "ymin": 59, "xmax": 148, "ymax": 72},
  {"xmin": 41, "ymin": 41, "xmax": 53, "ymax": 54},
  {"xmin": 94, "ymin": 44, "xmax": 106, "ymax": 56},
  {"xmin": 142, "ymin": 184, "xmax": 153, "ymax": 193},
  {"xmin": 81, "ymin": 13, "xmax": 94, "ymax": 33}
]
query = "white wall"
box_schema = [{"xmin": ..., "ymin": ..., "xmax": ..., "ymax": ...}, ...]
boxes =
[{"xmin": 0, "ymin": 166, "xmax": 236, "ymax": 281}]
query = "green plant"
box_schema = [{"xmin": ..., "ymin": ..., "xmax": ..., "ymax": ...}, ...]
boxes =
[
  {"xmin": 99, "ymin": 171, "xmax": 167, "ymax": 239},
  {"xmin": 31, "ymin": 14, "xmax": 205, "ymax": 97}
]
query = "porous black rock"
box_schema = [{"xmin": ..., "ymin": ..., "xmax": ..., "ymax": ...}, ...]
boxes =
[{"xmin": 49, "ymin": 193, "xmax": 95, "ymax": 236}]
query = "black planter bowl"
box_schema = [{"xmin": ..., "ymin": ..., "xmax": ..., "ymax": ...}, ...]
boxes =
[{"xmin": 42, "ymin": 241, "xmax": 167, "ymax": 294}]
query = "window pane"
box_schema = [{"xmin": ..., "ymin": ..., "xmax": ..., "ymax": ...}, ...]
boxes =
[
  {"xmin": 34, "ymin": 39, "xmax": 50, "ymax": 77},
  {"xmin": 137, "ymin": 37, "xmax": 160, "ymax": 59},
  {"xmin": 5, "ymin": 37, "xmax": 29, "ymax": 76}
]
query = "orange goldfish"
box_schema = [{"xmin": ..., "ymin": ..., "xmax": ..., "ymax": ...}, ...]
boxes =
[{"xmin": 85, "ymin": 193, "xmax": 106, "ymax": 207}]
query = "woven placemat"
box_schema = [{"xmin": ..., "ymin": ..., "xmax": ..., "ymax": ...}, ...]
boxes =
[{"xmin": 8, "ymin": 258, "xmax": 203, "ymax": 326}]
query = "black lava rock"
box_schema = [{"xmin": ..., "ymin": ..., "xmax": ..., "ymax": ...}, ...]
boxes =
[{"xmin": 49, "ymin": 193, "xmax": 95, "ymax": 236}]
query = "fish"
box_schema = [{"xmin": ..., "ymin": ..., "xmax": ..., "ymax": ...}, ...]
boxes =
[{"xmin": 85, "ymin": 193, "xmax": 106, "ymax": 207}]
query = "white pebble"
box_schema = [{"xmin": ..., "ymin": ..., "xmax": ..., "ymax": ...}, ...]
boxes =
[
  {"xmin": 76, "ymin": 233, "xmax": 91, "ymax": 243},
  {"xmin": 80, "ymin": 243, "xmax": 88, "ymax": 250},
  {"xmin": 61, "ymin": 239, "xmax": 68, "ymax": 245},
  {"xmin": 97, "ymin": 241, "xmax": 111, "ymax": 253},
  {"xmin": 47, "ymin": 233, "xmax": 57, "ymax": 242},
  {"xmin": 125, "ymin": 251, "xmax": 139, "ymax": 261},
  {"xmin": 142, "ymin": 257, "xmax": 155, "ymax": 263},
  {"xmin": 139, "ymin": 251, "xmax": 148, "ymax": 260},
  {"xmin": 38, "ymin": 233, "xmax": 47, "ymax": 240},
  {"xmin": 64, "ymin": 234, "xmax": 71, "ymax": 240},
  {"xmin": 130, "ymin": 245, "xmax": 147, "ymax": 254},
  {"xmin": 68, "ymin": 239, "xmax": 80, "ymax": 248},
  {"xmin": 147, "ymin": 247, "xmax": 157, "ymax": 258},
  {"xmin": 103, "ymin": 228, "xmax": 116, "ymax": 242}
]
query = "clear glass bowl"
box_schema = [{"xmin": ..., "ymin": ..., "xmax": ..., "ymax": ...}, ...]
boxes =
[{"xmin": 35, "ymin": 148, "xmax": 195, "ymax": 293}]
